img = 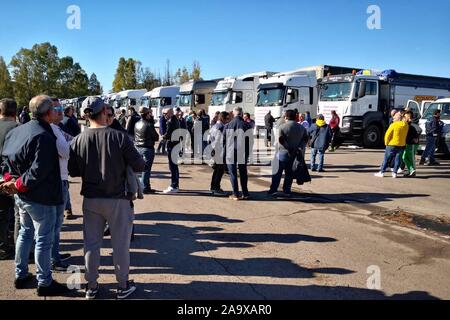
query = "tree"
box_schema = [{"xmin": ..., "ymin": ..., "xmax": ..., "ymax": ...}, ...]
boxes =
[
  {"xmin": 112, "ymin": 57, "xmax": 126, "ymax": 92},
  {"xmin": 191, "ymin": 60, "xmax": 202, "ymax": 81},
  {"xmin": 174, "ymin": 67, "xmax": 191, "ymax": 85},
  {"xmin": 0, "ymin": 57, "xmax": 14, "ymax": 99},
  {"xmin": 88, "ymin": 73, "xmax": 103, "ymax": 95},
  {"xmin": 9, "ymin": 42, "xmax": 92, "ymax": 105},
  {"xmin": 124, "ymin": 58, "xmax": 138, "ymax": 89}
]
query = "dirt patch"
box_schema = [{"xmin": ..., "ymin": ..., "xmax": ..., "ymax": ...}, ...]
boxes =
[{"xmin": 370, "ymin": 208, "xmax": 450, "ymax": 237}]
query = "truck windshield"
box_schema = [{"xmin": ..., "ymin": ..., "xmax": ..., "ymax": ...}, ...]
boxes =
[
  {"xmin": 257, "ymin": 88, "xmax": 284, "ymax": 106},
  {"xmin": 178, "ymin": 94, "xmax": 192, "ymax": 107},
  {"xmin": 140, "ymin": 97, "xmax": 150, "ymax": 107},
  {"xmin": 422, "ymin": 103, "xmax": 450, "ymax": 120},
  {"xmin": 320, "ymin": 82, "xmax": 352, "ymax": 101},
  {"xmin": 150, "ymin": 98, "xmax": 161, "ymax": 108},
  {"xmin": 211, "ymin": 92, "xmax": 229, "ymax": 106}
]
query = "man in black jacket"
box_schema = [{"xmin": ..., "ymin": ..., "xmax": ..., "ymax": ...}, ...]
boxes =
[
  {"xmin": 162, "ymin": 108, "xmax": 181, "ymax": 194},
  {"xmin": 69, "ymin": 97, "xmax": 145, "ymax": 299},
  {"xmin": 0, "ymin": 99, "xmax": 18, "ymax": 261},
  {"xmin": 224, "ymin": 107, "xmax": 253, "ymax": 201},
  {"xmin": 62, "ymin": 106, "xmax": 81, "ymax": 137},
  {"xmin": 1, "ymin": 95, "xmax": 70, "ymax": 297},
  {"xmin": 264, "ymin": 111, "xmax": 275, "ymax": 147},
  {"xmin": 420, "ymin": 110, "xmax": 444, "ymax": 166},
  {"xmin": 134, "ymin": 107, "xmax": 159, "ymax": 194},
  {"xmin": 126, "ymin": 107, "xmax": 141, "ymax": 139}
]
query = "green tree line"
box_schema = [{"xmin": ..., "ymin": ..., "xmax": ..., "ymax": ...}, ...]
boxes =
[
  {"xmin": 0, "ymin": 42, "xmax": 102, "ymax": 107},
  {"xmin": 112, "ymin": 58, "xmax": 202, "ymax": 92}
]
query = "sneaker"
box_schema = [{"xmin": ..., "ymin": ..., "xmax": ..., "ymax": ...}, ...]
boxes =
[
  {"xmin": 374, "ymin": 172, "xmax": 384, "ymax": 178},
  {"xmin": 229, "ymin": 195, "xmax": 240, "ymax": 201},
  {"xmin": 397, "ymin": 168, "xmax": 404, "ymax": 174},
  {"xmin": 59, "ymin": 253, "xmax": 71, "ymax": 262},
  {"xmin": 117, "ymin": 281, "xmax": 137, "ymax": 300},
  {"xmin": 392, "ymin": 173, "xmax": 398, "ymax": 179},
  {"xmin": 241, "ymin": 194, "xmax": 250, "ymax": 200},
  {"xmin": 14, "ymin": 273, "xmax": 34, "ymax": 289},
  {"xmin": 211, "ymin": 189, "xmax": 228, "ymax": 197},
  {"xmin": 409, "ymin": 170, "xmax": 417, "ymax": 177},
  {"xmin": 311, "ymin": 167, "xmax": 317, "ymax": 172},
  {"xmin": 267, "ymin": 191, "xmax": 278, "ymax": 197},
  {"xmin": 65, "ymin": 209, "xmax": 76, "ymax": 220},
  {"xmin": 143, "ymin": 188, "xmax": 157, "ymax": 194},
  {"xmin": 37, "ymin": 280, "xmax": 70, "ymax": 297},
  {"xmin": 52, "ymin": 261, "xmax": 70, "ymax": 272},
  {"xmin": 85, "ymin": 283, "xmax": 99, "ymax": 300},
  {"xmin": 163, "ymin": 187, "xmax": 179, "ymax": 194}
]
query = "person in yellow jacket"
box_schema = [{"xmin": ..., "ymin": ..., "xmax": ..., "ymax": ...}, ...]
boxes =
[{"xmin": 374, "ymin": 111, "xmax": 409, "ymax": 178}]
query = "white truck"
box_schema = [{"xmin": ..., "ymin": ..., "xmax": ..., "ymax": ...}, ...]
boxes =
[
  {"xmin": 254, "ymin": 70, "xmax": 317, "ymax": 130},
  {"xmin": 253, "ymin": 65, "xmax": 358, "ymax": 130},
  {"xmin": 177, "ymin": 79, "xmax": 221, "ymax": 115},
  {"xmin": 140, "ymin": 86, "xmax": 180, "ymax": 127},
  {"xmin": 318, "ymin": 69, "xmax": 450, "ymax": 147},
  {"xmin": 208, "ymin": 71, "xmax": 276, "ymax": 119},
  {"xmin": 417, "ymin": 98, "xmax": 450, "ymax": 155},
  {"xmin": 117, "ymin": 89, "xmax": 147, "ymax": 111}
]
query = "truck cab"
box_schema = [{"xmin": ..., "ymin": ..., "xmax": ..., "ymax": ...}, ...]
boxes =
[
  {"xmin": 418, "ymin": 98, "xmax": 450, "ymax": 155},
  {"xmin": 254, "ymin": 71, "xmax": 317, "ymax": 130},
  {"xmin": 208, "ymin": 72, "xmax": 276, "ymax": 119},
  {"xmin": 117, "ymin": 89, "xmax": 147, "ymax": 112},
  {"xmin": 177, "ymin": 80, "xmax": 220, "ymax": 115},
  {"xmin": 318, "ymin": 70, "xmax": 450, "ymax": 148},
  {"xmin": 140, "ymin": 86, "xmax": 180, "ymax": 127}
]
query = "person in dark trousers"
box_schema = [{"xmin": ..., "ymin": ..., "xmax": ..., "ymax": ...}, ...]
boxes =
[
  {"xmin": 157, "ymin": 113, "xmax": 168, "ymax": 155},
  {"xmin": 328, "ymin": 110, "xmax": 340, "ymax": 152},
  {"xmin": 420, "ymin": 109, "xmax": 444, "ymax": 166},
  {"xmin": 0, "ymin": 99, "xmax": 19, "ymax": 261},
  {"xmin": 134, "ymin": 107, "xmax": 159, "ymax": 194},
  {"xmin": 402, "ymin": 111, "xmax": 420, "ymax": 177},
  {"xmin": 162, "ymin": 108, "xmax": 181, "ymax": 194},
  {"xmin": 1, "ymin": 95, "xmax": 70, "ymax": 297},
  {"xmin": 69, "ymin": 97, "xmax": 145, "ymax": 300},
  {"xmin": 61, "ymin": 106, "xmax": 81, "ymax": 137},
  {"xmin": 224, "ymin": 107, "xmax": 252, "ymax": 201},
  {"xmin": 305, "ymin": 111, "xmax": 312, "ymax": 127},
  {"xmin": 264, "ymin": 111, "xmax": 275, "ymax": 147},
  {"xmin": 268, "ymin": 110, "xmax": 307, "ymax": 197},
  {"xmin": 308, "ymin": 114, "xmax": 332, "ymax": 172},
  {"xmin": 199, "ymin": 109, "xmax": 210, "ymax": 157},
  {"xmin": 126, "ymin": 107, "xmax": 140, "ymax": 139},
  {"xmin": 210, "ymin": 111, "xmax": 230, "ymax": 196},
  {"xmin": 19, "ymin": 106, "xmax": 31, "ymax": 124}
]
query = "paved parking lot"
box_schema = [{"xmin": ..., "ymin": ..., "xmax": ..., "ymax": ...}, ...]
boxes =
[{"xmin": 1, "ymin": 146, "xmax": 449, "ymax": 300}]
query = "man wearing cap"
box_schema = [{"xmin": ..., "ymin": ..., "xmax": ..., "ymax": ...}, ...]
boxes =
[
  {"xmin": 1, "ymin": 95, "xmax": 70, "ymax": 296},
  {"xmin": 68, "ymin": 96, "xmax": 145, "ymax": 299},
  {"xmin": 134, "ymin": 107, "xmax": 159, "ymax": 194}
]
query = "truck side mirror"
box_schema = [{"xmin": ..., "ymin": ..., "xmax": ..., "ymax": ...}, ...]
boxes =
[{"xmin": 358, "ymin": 81, "xmax": 367, "ymax": 99}]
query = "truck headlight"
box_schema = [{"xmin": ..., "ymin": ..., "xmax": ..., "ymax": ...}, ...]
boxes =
[{"xmin": 342, "ymin": 119, "xmax": 351, "ymax": 128}]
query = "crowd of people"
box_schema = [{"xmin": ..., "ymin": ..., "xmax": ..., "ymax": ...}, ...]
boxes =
[{"xmin": 0, "ymin": 94, "xmax": 444, "ymax": 299}]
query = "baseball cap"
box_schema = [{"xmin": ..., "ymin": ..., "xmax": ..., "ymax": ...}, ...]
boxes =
[{"xmin": 81, "ymin": 96, "xmax": 105, "ymax": 116}]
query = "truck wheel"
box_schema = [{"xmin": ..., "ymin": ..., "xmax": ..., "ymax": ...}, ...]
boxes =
[{"xmin": 363, "ymin": 124, "xmax": 382, "ymax": 148}]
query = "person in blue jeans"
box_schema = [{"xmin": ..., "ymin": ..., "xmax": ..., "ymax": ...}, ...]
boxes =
[
  {"xmin": 224, "ymin": 107, "xmax": 252, "ymax": 201},
  {"xmin": 134, "ymin": 107, "xmax": 159, "ymax": 194},
  {"xmin": 308, "ymin": 114, "xmax": 332, "ymax": 172},
  {"xmin": 1, "ymin": 95, "xmax": 70, "ymax": 296},
  {"xmin": 269, "ymin": 110, "xmax": 308, "ymax": 196},
  {"xmin": 420, "ymin": 109, "xmax": 444, "ymax": 166}
]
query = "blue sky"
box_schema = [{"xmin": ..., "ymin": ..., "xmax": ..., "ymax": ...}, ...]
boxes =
[{"xmin": 1, "ymin": 0, "xmax": 449, "ymax": 92}]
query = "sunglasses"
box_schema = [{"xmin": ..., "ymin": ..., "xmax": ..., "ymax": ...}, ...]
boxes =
[{"xmin": 54, "ymin": 106, "xmax": 64, "ymax": 112}]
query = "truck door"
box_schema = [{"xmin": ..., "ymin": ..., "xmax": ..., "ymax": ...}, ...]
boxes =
[
  {"xmin": 355, "ymin": 80, "xmax": 378, "ymax": 115},
  {"xmin": 406, "ymin": 100, "xmax": 421, "ymax": 122}
]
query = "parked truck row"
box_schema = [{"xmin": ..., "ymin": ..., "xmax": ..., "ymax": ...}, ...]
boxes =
[{"xmin": 65, "ymin": 64, "xmax": 450, "ymax": 149}]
